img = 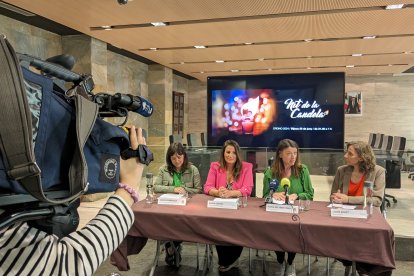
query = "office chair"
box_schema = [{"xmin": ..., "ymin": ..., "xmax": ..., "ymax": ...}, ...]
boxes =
[
  {"xmin": 169, "ymin": 134, "xmax": 182, "ymax": 145},
  {"xmin": 372, "ymin": 133, "xmax": 383, "ymax": 150},
  {"xmin": 200, "ymin": 132, "xmax": 206, "ymax": 146},
  {"xmin": 408, "ymin": 156, "xmax": 414, "ymax": 180},
  {"xmin": 187, "ymin": 133, "xmax": 203, "ymax": 148},
  {"xmin": 368, "ymin": 133, "xmax": 376, "ymax": 148},
  {"xmin": 383, "ymin": 136, "xmax": 406, "ymax": 206}
]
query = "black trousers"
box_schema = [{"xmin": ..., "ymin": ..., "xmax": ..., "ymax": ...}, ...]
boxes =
[
  {"xmin": 338, "ymin": 259, "xmax": 393, "ymax": 276},
  {"xmin": 165, "ymin": 241, "xmax": 182, "ymax": 251},
  {"xmin": 216, "ymin": 245, "xmax": 243, "ymax": 266},
  {"xmin": 275, "ymin": 251, "xmax": 296, "ymax": 265}
]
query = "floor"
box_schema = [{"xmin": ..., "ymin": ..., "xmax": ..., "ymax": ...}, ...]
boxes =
[{"xmin": 78, "ymin": 172, "xmax": 414, "ymax": 275}]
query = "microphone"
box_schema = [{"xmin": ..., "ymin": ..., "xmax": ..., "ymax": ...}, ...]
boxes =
[
  {"xmin": 113, "ymin": 93, "xmax": 154, "ymax": 117},
  {"xmin": 94, "ymin": 93, "xmax": 154, "ymax": 118},
  {"xmin": 266, "ymin": 179, "xmax": 279, "ymax": 203},
  {"xmin": 281, "ymin": 178, "xmax": 291, "ymax": 205}
]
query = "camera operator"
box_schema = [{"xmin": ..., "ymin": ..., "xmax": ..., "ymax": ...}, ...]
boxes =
[{"xmin": 0, "ymin": 126, "xmax": 146, "ymax": 275}]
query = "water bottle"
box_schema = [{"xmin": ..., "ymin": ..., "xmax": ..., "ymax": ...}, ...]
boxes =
[
  {"xmin": 364, "ymin": 181, "xmax": 374, "ymax": 215},
  {"xmin": 145, "ymin": 173, "xmax": 154, "ymax": 205}
]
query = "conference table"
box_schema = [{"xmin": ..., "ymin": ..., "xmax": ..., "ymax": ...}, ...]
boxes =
[{"xmin": 111, "ymin": 194, "xmax": 395, "ymax": 274}]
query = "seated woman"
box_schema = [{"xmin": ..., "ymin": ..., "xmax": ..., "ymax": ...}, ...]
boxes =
[
  {"xmin": 204, "ymin": 140, "xmax": 253, "ymax": 272},
  {"xmin": 330, "ymin": 141, "xmax": 387, "ymax": 276},
  {"xmin": 154, "ymin": 142, "xmax": 201, "ymax": 267},
  {"xmin": 263, "ymin": 139, "xmax": 314, "ymax": 276}
]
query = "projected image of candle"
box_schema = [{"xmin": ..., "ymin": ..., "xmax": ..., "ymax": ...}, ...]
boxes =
[{"xmin": 241, "ymin": 96, "xmax": 259, "ymax": 134}]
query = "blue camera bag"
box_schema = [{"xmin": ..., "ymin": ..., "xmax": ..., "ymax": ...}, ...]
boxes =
[{"xmin": 0, "ymin": 36, "xmax": 129, "ymax": 205}]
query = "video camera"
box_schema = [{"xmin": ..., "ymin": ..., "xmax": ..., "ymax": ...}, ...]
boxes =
[{"xmin": 0, "ymin": 41, "xmax": 153, "ymax": 234}]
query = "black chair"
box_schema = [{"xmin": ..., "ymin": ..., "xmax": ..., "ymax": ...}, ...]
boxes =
[
  {"xmin": 383, "ymin": 136, "xmax": 406, "ymax": 206},
  {"xmin": 169, "ymin": 134, "xmax": 182, "ymax": 145},
  {"xmin": 187, "ymin": 133, "xmax": 203, "ymax": 148},
  {"xmin": 200, "ymin": 132, "xmax": 206, "ymax": 146},
  {"xmin": 368, "ymin": 133, "xmax": 376, "ymax": 148},
  {"xmin": 381, "ymin": 135, "xmax": 394, "ymax": 153},
  {"xmin": 372, "ymin": 133, "xmax": 383, "ymax": 150},
  {"xmin": 408, "ymin": 156, "xmax": 414, "ymax": 180}
]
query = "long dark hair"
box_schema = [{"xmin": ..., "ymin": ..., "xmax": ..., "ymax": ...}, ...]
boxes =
[
  {"xmin": 346, "ymin": 141, "xmax": 376, "ymax": 174},
  {"xmin": 219, "ymin": 140, "xmax": 243, "ymax": 181},
  {"xmin": 272, "ymin": 139, "xmax": 303, "ymax": 179},
  {"xmin": 166, "ymin": 142, "xmax": 189, "ymax": 174}
]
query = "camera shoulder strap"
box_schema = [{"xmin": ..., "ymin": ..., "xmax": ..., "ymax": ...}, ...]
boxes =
[{"xmin": 0, "ymin": 34, "xmax": 98, "ymax": 204}]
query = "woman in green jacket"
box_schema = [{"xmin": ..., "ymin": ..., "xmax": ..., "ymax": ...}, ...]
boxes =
[
  {"xmin": 154, "ymin": 142, "xmax": 201, "ymax": 267},
  {"xmin": 262, "ymin": 139, "xmax": 314, "ymax": 276}
]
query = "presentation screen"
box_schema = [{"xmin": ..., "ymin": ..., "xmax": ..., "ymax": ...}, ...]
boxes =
[{"xmin": 207, "ymin": 73, "xmax": 345, "ymax": 149}]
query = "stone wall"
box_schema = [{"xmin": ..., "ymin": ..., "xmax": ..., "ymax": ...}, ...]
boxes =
[
  {"xmin": 0, "ymin": 14, "xmax": 61, "ymax": 59},
  {"xmin": 346, "ymin": 75, "xmax": 414, "ymax": 149}
]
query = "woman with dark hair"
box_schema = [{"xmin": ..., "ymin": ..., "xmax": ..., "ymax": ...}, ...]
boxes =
[
  {"xmin": 262, "ymin": 139, "xmax": 314, "ymax": 276},
  {"xmin": 204, "ymin": 139, "xmax": 253, "ymax": 272},
  {"xmin": 330, "ymin": 141, "xmax": 386, "ymax": 275},
  {"xmin": 154, "ymin": 142, "xmax": 201, "ymax": 267}
]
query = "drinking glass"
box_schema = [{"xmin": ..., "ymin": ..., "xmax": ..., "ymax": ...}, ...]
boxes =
[{"xmin": 242, "ymin": 195, "xmax": 248, "ymax": 207}]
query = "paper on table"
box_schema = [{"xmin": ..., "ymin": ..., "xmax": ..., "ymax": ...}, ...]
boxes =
[
  {"xmin": 213, "ymin": 198, "xmax": 239, "ymax": 203},
  {"xmin": 272, "ymin": 199, "xmax": 294, "ymax": 205},
  {"xmin": 327, "ymin": 203, "xmax": 357, "ymax": 209},
  {"xmin": 158, "ymin": 193, "xmax": 184, "ymax": 200}
]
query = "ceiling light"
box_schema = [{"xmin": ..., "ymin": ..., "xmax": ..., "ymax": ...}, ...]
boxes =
[
  {"xmin": 267, "ymin": 68, "xmax": 272, "ymax": 71},
  {"xmin": 180, "ymin": 61, "xmax": 185, "ymax": 64},
  {"xmin": 388, "ymin": 64, "xmax": 393, "ymax": 66},
  {"xmin": 230, "ymin": 69, "xmax": 239, "ymax": 72},
  {"xmin": 150, "ymin": 22, "xmax": 167, "ymax": 27},
  {"xmin": 385, "ymin": 4, "xmax": 405, "ymax": 10},
  {"xmin": 194, "ymin": 45, "xmax": 206, "ymax": 49},
  {"xmin": 306, "ymin": 56, "xmax": 312, "ymax": 59},
  {"xmin": 352, "ymin": 53, "xmax": 363, "ymax": 57},
  {"xmin": 244, "ymin": 42, "xmax": 254, "ymax": 45},
  {"xmin": 346, "ymin": 65, "xmax": 355, "ymax": 68},
  {"xmin": 101, "ymin": 25, "xmax": 112, "ymax": 30},
  {"xmin": 362, "ymin": 35, "xmax": 376, "ymax": 39},
  {"xmin": 215, "ymin": 60, "xmax": 225, "ymax": 63},
  {"xmin": 258, "ymin": 58, "xmax": 265, "ymax": 61},
  {"xmin": 307, "ymin": 67, "xmax": 312, "ymax": 69},
  {"xmin": 200, "ymin": 71, "xmax": 204, "ymax": 74},
  {"xmin": 149, "ymin": 47, "xmax": 157, "ymax": 51},
  {"xmin": 404, "ymin": 51, "xmax": 411, "ymax": 54},
  {"xmin": 304, "ymin": 39, "xmax": 313, "ymax": 42}
]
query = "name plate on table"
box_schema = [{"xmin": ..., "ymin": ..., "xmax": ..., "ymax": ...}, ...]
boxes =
[
  {"xmin": 207, "ymin": 198, "xmax": 239, "ymax": 209},
  {"xmin": 266, "ymin": 204, "xmax": 299, "ymax": 214},
  {"xmin": 331, "ymin": 208, "xmax": 368, "ymax": 219},
  {"xmin": 157, "ymin": 194, "xmax": 187, "ymax": 206}
]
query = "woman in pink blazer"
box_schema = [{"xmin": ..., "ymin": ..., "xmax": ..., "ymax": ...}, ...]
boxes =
[{"xmin": 204, "ymin": 140, "xmax": 253, "ymax": 272}]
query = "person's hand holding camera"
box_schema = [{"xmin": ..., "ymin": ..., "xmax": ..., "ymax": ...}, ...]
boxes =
[{"xmin": 115, "ymin": 126, "xmax": 146, "ymax": 206}]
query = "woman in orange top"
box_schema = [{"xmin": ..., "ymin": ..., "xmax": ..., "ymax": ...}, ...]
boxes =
[
  {"xmin": 330, "ymin": 141, "xmax": 387, "ymax": 276},
  {"xmin": 330, "ymin": 141, "xmax": 385, "ymax": 207}
]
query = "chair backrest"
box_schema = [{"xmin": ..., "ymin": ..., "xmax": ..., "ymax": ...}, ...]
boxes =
[
  {"xmin": 373, "ymin": 133, "xmax": 383, "ymax": 149},
  {"xmin": 390, "ymin": 136, "xmax": 406, "ymax": 157},
  {"xmin": 380, "ymin": 135, "xmax": 393, "ymax": 152},
  {"xmin": 187, "ymin": 133, "xmax": 202, "ymax": 147},
  {"xmin": 169, "ymin": 134, "xmax": 182, "ymax": 145},
  {"xmin": 368, "ymin": 133, "xmax": 376, "ymax": 148},
  {"xmin": 200, "ymin": 132, "xmax": 206, "ymax": 146}
]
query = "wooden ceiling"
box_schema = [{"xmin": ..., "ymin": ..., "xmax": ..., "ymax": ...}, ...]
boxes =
[{"xmin": 3, "ymin": 0, "xmax": 414, "ymax": 81}]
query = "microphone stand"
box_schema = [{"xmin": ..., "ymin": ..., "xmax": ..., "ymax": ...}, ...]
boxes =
[{"xmin": 284, "ymin": 186, "xmax": 289, "ymax": 205}]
